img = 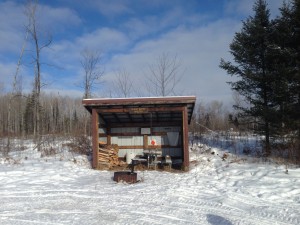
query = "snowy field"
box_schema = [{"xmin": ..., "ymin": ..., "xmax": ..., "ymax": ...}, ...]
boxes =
[{"xmin": 0, "ymin": 140, "xmax": 300, "ymax": 225}]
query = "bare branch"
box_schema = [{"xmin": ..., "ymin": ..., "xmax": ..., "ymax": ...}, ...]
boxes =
[
  {"xmin": 80, "ymin": 49, "xmax": 105, "ymax": 99},
  {"xmin": 146, "ymin": 52, "xmax": 183, "ymax": 96},
  {"xmin": 113, "ymin": 68, "xmax": 133, "ymax": 98}
]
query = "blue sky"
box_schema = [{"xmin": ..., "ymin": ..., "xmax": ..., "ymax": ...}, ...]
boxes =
[{"xmin": 0, "ymin": 0, "xmax": 286, "ymax": 106}]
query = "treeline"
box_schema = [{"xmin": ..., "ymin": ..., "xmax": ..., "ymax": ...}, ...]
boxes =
[
  {"xmin": 0, "ymin": 93, "xmax": 90, "ymax": 137},
  {"xmin": 0, "ymin": 95, "xmax": 233, "ymax": 137},
  {"xmin": 220, "ymin": 0, "xmax": 300, "ymax": 157},
  {"xmin": 0, "ymin": 92, "xmax": 235, "ymax": 135},
  {"xmin": 189, "ymin": 101, "xmax": 231, "ymax": 134},
  {"xmin": 0, "ymin": 93, "xmax": 235, "ymax": 139}
]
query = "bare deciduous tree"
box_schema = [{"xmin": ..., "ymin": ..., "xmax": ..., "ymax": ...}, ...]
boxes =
[
  {"xmin": 5, "ymin": 29, "xmax": 27, "ymax": 155},
  {"xmin": 25, "ymin": 0, "xmax": 52, "ymax": 152},
  {"xmin": 113, "ymin": 68, "xmax": 133, "ymax": 98},
  {"xmin": 25, "ymin": 0, "xmax": 52, "ymax": 135},
  {"xmin": 80, "ymin": 49, "xmax": 104, "ymax": 99},
  {"xmin": 146, "ymin": 52, "xmax": 183, "ymax": 96},
  {"xmin": 193, "ymin": 100, "xmax": 230, "ymax": 133}
]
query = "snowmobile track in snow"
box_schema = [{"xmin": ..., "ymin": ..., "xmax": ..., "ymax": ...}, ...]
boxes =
[{"xmin": 1, "ymin": 153, "xmax": 299, "ymax": 225}]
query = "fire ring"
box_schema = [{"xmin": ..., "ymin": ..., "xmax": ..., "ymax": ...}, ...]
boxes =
[{"xmin": 113, "ymin": 171, "xmax": 137, "ymax": 183}]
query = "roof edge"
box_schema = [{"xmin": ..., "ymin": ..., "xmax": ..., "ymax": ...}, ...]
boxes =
[{"xmin": 82, "ymin": 96, "xmax": 196, "ymax": 106}]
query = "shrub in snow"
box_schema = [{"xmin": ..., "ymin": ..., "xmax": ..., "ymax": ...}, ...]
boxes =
[{"xmin": 66, "ymin": 135, "xmax": 92, "ymax": 156}]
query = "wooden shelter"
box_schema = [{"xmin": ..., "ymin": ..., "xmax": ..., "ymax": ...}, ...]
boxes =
[{"xmin": 82, "ymin": 96, "xmax": 196, "ymax": 171}]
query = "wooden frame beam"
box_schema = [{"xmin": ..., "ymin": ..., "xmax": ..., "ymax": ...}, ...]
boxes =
[
  {"xmin": 117, "ymin": 145, "xmax": 182, "ymax": 149},
  {"xmin": 96, "ymin": 106, "xmax": 184, "ymax": 114},
  {"xmin": 83, "ymin": 96, "xmax": 196, "ymax": 105},
  {"xmin": 107, "ymin": 126, "xmax": 111, "ymax": 145},
  {"xmin": 92, "ymin": 108, "xmax": 99, "ymax": 168},
  {"xmin": 106, "ymin": 121, "xmax": 182, "ymax": 127},
  {"xmin": 182, "ymin": 106, "xmax": 189, "ymax": 171}
]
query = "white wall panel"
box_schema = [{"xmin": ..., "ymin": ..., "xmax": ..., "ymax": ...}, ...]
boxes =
[
  {"xmin": 111, "ymin": 136, "xmax": 118, "ymax": 145},
  {"xmin": 99, "ymin": 128, "xmax": 106, "ymax": 134},
  {"xmin": 119, "ymin": 136, "xmax": 132, "ymax": 146},
  {"xmin": 99, "ymin": 137, "xmax": 107, "ymax": 143},
  {"xmin": 118, "ymin": 149, "xmax": 144, "ymax": 157},
  {"xmin": 132, "ymin": 136, "xmax": 143, "ymax": 145},
  {"xmin": 111, "ymin": 136, "xmax": 143, "ymax": 146},
  {"xmin": 148, "ymin": 135, "xmax": 161, "ymax": 145},
  {"xmin": 118, "ymin": 148, "xmax": 182, "ymax": 157},
  {"xmin": 148, "ymin": 135, "xmax": 169, "ymax": 145}
]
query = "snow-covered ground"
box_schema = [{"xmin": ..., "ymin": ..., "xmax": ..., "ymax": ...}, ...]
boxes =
[{"xmin": 0, "ymin": 141, "xmax": 299, "ymax": 225}]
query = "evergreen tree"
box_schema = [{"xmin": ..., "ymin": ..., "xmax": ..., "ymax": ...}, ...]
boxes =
[
  {"xmin": 291, "ymin": 0, "xmax": 300, "ymax": 150},
  {"xmin": 271, "ymin": 2, "xmax": 295, "ymax": 136},
  {"xmin": 220, "ymin": 0, "xmax": 276, "ymax": 155},
  {"xmin": 278, "ymin": 0, "xmax": 300, "ymax": 150},
  {"xmin": 24, "ymin": 92, "xmax": 43, "ymax": 135},
  {"xmin": 24, "ymin": 94, "xmax": 35, "ymax": 135}
]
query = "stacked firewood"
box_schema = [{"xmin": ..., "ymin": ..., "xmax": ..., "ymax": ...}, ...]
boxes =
[{"xmin": 98, "ymin": 143, "xmax": 124, "ymax": 167}]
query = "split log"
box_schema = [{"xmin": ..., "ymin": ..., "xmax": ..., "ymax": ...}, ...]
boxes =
[{"xmin": 97, "ymin": 143, "xmax": 120, "ymax": 168}]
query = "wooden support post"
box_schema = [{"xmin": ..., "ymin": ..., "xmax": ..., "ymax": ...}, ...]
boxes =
[
  {"xmin": 182, "ymin": 106, "xmax": 189, "ymax": 171},
  {"xmin": 143, "ymin": 134, "xmax": 148, "ymax": 150},
  {"xmin": 92, "ymin": 109, "xmax": 99, "ymax": 168},
  {"xmin": 107, "ymin": 126, "xmax": 111, "ymax": 145}
]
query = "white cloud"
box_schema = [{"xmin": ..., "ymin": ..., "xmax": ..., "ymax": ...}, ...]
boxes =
[
  {"xmin": 0, "ymin": 1, "xmax": 81, "ymax": 55},
  {"xmin": 225, "ymin": 0, "xmax": 255, "ymax": 16},
  {"xmin": 0, "ymin": 62, "xmax": 34, "ymax": 93},
  {"xmin": 43, "ymin": 88, "xmax": 83, "ymax": 98},
  {"xmin": 106, "ymin": 18, "xmax": 241, "ymax": 105},
  {"xmin": 224, "ymin": 0, "xmax": 289, "ymax": 19},
  {"xmin": 122, "ymin": 5, "xmax": 211, "ymax": 41},
  {"xmin": 2, "ymin": 0, "xmax": 288, "ymax": 106},
  {"xmin": 0, "ymin": 63, "xmax": 15, "ymax": 90},
  {"xmin": 123, "ymin": 17, "xmax": 158, "ymax": 39},
  {"xmin": 0, "ymin": 2, "xmax": 25, "ymax": 53},
  {"xmin": 45, "ymin": 27, "xmax": 130, "ymax": 74},
  {"xmin": 91, "ymin": 0, "xmax": 132, "ymax": 18},
  {"xmin": 0, "ymin": 2, "xmax": 24, "ymax": 30},
  {"xmin": 37, "ymin": 4, "xmax": 82, "ymax": 33},
  {"xmin": 77, "ymin": 28, "xmax": 129, "ymax": 51}
]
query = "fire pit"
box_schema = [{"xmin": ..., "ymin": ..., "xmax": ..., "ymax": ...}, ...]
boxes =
[
  {"xmin": 113, "ymin": 158, "xmax": 146, "ymax": 183},
  {"xmin": 113, "ymin": 171, "xmax": 137, "ymax": 183}
]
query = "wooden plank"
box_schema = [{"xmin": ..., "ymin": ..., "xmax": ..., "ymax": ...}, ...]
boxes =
[
  {"xmin": 97, "ymin": 143, "xmax": 120, "ymax": 167},
  {"xmin": 117, "ymin": 146, "xmax": 144, "ymax": 149},
  {"xmin": 98, "ymin": 158, "xmax": 109, "ymax": 162},
  {"xmin": 99, "ymin": 131, "xmax": 173, "ymax": 137},
  {"xmin": 108, "ymin": 121, "xmax": 182, "ymax": 127},
  {"xmin": 182, "ymin": 106, "xmax": 189, "ymax": 171},
  {"xmin": 98, "ymin": 153, "xmax": 112, "ymax": 157},
  {"xmin": 83, "ymin": 96, "xmax": 196, "ymax": 106},
  {"xmin": 99, "ymin": 148, "xmax": 116, "ymax": 154},
  {"xmin": 143, "ymin": 134, "xmax": 148, "ymax": 150},
  {"xmin": 92, "ymin": 108, "xmax": 98, "ymax": 169},
  {"xmin": 96, "ymin": 106, "xmax": 184, "ymax": 114},
  {"xmin": 118, "ymin": 145, "xmax": 181, "ymax": 149},
  {"xmin": 107, "ymin": 126, "xmax": 111, "ymax": 145}
]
